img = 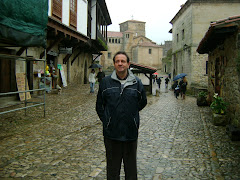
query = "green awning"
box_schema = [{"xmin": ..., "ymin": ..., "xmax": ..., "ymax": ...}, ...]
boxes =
[{"xmin": 0, "ymin": 0, "xmax": 48, "ymax": 47}]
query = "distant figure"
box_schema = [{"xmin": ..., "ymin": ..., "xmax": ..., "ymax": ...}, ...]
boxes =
[
  {"xmin": 152, "ymin": 74, "xmax": 156, "ymax": 84},
  {"xmin": 172, "ymin": 81, "xmax": 178, "ymax": 91},
  {"xmin": 96, "ymin": 68, "xmax": 105, "ymax": 83},
  {"xmin": 179, "ymin": 76, "xmax": 188, "ymax": 99},
  {"xmin": 174, "ymin": 84, "xmax": 180, "ymax": 99},
  {"xmin": 168, "ymin": 73, "xmax": 171, "ymax": 79},
  {"xmin": 89, "ymin": 69, "xmax": 96, "ymax": 93},
  {"xmin": 156, "ymin": 76, "xmax": 161, "ymax": 89},
  {"xmin": 165, "ymin": 77, "xmax": 169, "ymax": 88}
]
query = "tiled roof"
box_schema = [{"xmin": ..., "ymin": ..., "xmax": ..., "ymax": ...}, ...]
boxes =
[
  {"xmin": 210, "ymin": 14, "xmax": 240, "ymax": 27},
  {"xmin": 197, "ymin": 14, "xmax": 240, "ymax": 54},
  {"xmin": 130, "ymin": 62, "xmax": 157, "ymax": 74},
  {"xmin": 107, "ymin": 31, "xmax": 123, "ymax": 37},
  {"xmin": 137, "ymin": 41, "xmax": 161, "ymax": 48}
]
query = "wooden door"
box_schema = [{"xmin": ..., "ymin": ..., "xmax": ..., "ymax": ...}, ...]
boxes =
[{"xmin": 0, "ymin": 49, "xmax": 16, "ymax": 93}]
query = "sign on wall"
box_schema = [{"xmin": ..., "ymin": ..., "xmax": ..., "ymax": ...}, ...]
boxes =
[{"xmin": 16, "ymin": 73, "xmax": 31, "ymax": 101}]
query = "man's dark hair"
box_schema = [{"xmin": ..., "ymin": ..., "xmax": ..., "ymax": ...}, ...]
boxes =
[{"xmin": 113, "ymin": 51, "xmax": 130, "ymax": 63}]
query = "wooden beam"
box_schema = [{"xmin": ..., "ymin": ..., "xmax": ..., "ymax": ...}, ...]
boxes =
[
  {"xmin": 63, "ymin": 43, "xmax": 84, "ymax": 64},
  {"xmin": 16, "ymin": 47, "xmax": 26, "ymax": 56},
  {"xmin": 40, "ymin": 37, "xmax": 63, "ymax": 59},
  {"xmin": 71, "ymin": 49, "xmax": 83, "ymax": 65}
]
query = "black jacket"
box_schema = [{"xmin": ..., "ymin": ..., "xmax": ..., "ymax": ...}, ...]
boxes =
[{"xmin": 96, "ymin": 70, "xmax": 147, "ymax": 141}]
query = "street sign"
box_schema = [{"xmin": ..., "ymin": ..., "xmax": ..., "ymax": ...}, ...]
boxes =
[{"xmin": 59, "ymin": 47, "xmax": 72, "ymax": 54}]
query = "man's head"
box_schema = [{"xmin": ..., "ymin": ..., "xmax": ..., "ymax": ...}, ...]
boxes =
[
  {"xmin": 113, "ymin": 51, "xmax": 130, "ymax": 76},
  {"xmin": 113, "ymin": 51, "xmax": 130, "ymax": 63}
]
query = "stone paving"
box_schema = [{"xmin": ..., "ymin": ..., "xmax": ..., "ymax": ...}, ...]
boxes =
[{"xmin": 0, "ymin": 82, "xmax": 240, "ymax": 179}]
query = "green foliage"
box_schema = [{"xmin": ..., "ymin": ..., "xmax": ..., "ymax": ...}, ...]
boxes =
[
  {"xmin": 210, "ymin": 93, "xmax": 228, "ymax": 114},
  {"xmin": 198, "ymin": 91, "xmax": 207, "ymax": 98},
  {"xmin": 97, "ymin": 38, "xmax": 108, "ymax": 50}
]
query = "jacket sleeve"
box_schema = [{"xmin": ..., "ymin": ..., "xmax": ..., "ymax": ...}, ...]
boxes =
[
  {"xmin": 96, "ymin": 81, "xmax": 106, "ymax": 122},
  {"xmin": 138, "ymin": 79, "xmax": 147, "ymax": 111}
]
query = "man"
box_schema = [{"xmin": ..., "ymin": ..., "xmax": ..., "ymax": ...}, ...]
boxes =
[
  {"xmin": 96, "ymin": 68, "xmax": 105, "ymax": 83},
  {"xmin": 165, "ymin": 77, "xmax": 169, "ymax": 89},
  {"xmin": 96, "ymin": 51, "xmax": 147, "ymax": 179}
]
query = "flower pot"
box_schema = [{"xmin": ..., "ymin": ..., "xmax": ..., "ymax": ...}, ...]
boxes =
[{"xmin": 212, "ymin": 113, "xmax": 228, "ymax": 126}]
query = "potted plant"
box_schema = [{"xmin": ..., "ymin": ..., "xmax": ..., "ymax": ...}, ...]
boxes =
[
  {"xmin": 197, "ymin": 91, "xmax": 208, "ymax": 106},
  {"xmin": 210, "ymin": 93, "xmax": 228, "ymax": 126}
]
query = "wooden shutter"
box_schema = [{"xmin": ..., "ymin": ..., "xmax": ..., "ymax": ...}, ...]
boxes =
[
  {"xmin": 52, "ymin": 0, "xmax": 62, "ymax": 21},
  {"xmin": 70, "ymin": 0, "xmax": 77, "ymax": 28}
]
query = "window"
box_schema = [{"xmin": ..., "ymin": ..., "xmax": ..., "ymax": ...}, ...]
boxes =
[
  {"xmin": 112, "ymin": 39, "xmax": 114, "ymax": 43},
  {"xmin": 126, "ymin": 34, "xmax": 129, "ymax": 38},
  {"xmin": 115, "ymin": 39, "xmax": 117, "ymax": 43},
  {"xmin": 206, "ymin": 61, "xmax": 208, "ymax": 74},
  {"xmin": 108, "ymin": 52, "xmax": 112, "ymax": 59},
  {"xmin": 149, "ymin": 49, "xmax": 152, "ymax": 54},
  {"xmin": 108, "ymin": 38, "xmax": 111, "ymax": 43},
  {"xmin": 177, "ymin": 34, "xmax": 179, "ymax": 42},
  {"xmin": 182, "ymin": 29, "xmax": 185, "ymax": 40},
  {"xmin": 118, "ymin": 39, "xmax": 120, "ymax": 43},
  {"xmin": 70, "ymin": 0, "xmax": 77, "ymax": 28}
]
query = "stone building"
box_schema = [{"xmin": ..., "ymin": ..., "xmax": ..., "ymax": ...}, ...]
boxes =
[
  {"xmin": 197, "ymin": 15, "xmax": 240, "ymax": 128},
  {"xmin": 162, "ymin": 41, "xmax": 172, "ymax": 73},
  {"xmin": 101, "ymin": 20, "xmax": 163, "ymax": 70},
  {"xmin": 170, "ymin": 0, "xmax": 240, "ymax": 90}
]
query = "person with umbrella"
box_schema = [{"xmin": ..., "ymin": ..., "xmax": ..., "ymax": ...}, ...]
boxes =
[
  {"xmin": 179, "ymin": 76, "xmax": 188, "ymax": 99},
  {"xmin": 89, "ymin": 69, "xmax": 96, "ymax": 93}
]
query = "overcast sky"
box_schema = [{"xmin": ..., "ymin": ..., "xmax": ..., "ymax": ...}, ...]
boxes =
[{"xmin": 105, "ymin": 0, "xmax": 187, "ymax": 45}]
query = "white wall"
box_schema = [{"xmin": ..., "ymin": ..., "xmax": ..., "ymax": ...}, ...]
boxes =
[
  {"xmin": 91, "ymin": 0, "xmax": 97, "ymax": 39},
  {"xmin": 48, "ymin": 0, "xmax": 52, "ymax": 16},
  {"xmin": 77, "ymin": 0, "xmax": 88, "ymax": 36},
  {"xmin": 62, "ymin": 0, "xmax": 70, "ymax": 26}
]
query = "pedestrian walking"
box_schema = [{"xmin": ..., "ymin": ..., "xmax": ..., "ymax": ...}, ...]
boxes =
[
  {"xmin": 165, "ymin": 77, "xmax": 169, "ymax": 89},
  {"xmin": 156, "ymin": 76, "xmax": 161, "ymax": 89},
  {"xmin": 179, "ymin": 76, "xmax": 188, "ymax": 99},
  {"xmin": 96, "ymin": 68, "xmax": 105, "ymax": 83},
  {"xmin": 174, "ymin": 84, "xmax": 180, "ymax": 98},
  {"xmin": 96, "ymin": 51, "xmax": 147, "ymax": 180},
  {"xmin": 89, "ymin": 69, "xmax": 96, "ymax": 93}
]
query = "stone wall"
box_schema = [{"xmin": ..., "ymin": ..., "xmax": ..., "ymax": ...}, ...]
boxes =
[
  {"xmin": 208, "ymin": 32, "xmax": 240, "ymax": 128},
  {"xmin": 137, "ymin": 46, "xmax": 162, "ymax": 68}
]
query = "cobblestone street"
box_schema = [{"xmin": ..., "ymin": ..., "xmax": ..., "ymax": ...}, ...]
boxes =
[{"xmin": 0, "ymin": 83, "xmax": 240, "ymax": 179}]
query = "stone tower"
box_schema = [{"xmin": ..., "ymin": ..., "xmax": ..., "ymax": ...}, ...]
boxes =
[{"xmin": 119, "ymin": 20, "xmax": 145, "ymax": 37}]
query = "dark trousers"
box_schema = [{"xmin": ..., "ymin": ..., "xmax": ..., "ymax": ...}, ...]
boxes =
[{"xmin": 104, "ymin": 137, "xmax": 138, "ymax": 180}]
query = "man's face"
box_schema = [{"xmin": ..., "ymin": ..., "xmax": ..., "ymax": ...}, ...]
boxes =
[{"xmin": 114, "ymin": 54, "xmax": 130, "ymax": 74}]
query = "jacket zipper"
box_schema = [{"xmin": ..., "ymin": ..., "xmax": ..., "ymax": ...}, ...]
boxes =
[
  {"xmin": 133, "ymin": 118, "xmax": 138, "ymax": 129},
  {"xmin": 106, "ymin": 117, "xmax": 111, "ymax": 129}
]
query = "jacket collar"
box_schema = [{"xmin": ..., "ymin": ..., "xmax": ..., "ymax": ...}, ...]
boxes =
[{"xmin": 111, "ymin": 69, "xmax": 136, "ymax": 84}]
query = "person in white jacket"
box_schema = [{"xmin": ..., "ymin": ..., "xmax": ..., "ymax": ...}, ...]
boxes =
[{"xmin": 89, "ymin": 69, "xmax": 96, "ymax": 93}]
